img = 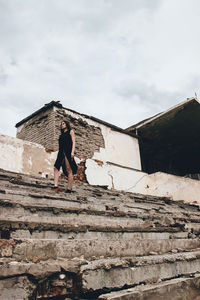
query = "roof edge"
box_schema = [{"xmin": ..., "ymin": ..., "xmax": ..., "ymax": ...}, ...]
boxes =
[
  {"xmin": 15, "ymin": 101, "xmax": 138, "ymax": 138},
  {"xmin": 126, "ymin": 97, "xmax": 200, "ymax": 132},
  {"xmin": 15, "ymin": 101, "xmax": 62, "ymax": 127}
]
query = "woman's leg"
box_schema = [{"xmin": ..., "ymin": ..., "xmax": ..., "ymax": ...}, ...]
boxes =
[
  {"xmin": 64, "ymin": 156, "xmax": 73, "ymax": 190},
  {"xmin": 54, "ymin": 167, "xmax": 59, "ymax": 187}
]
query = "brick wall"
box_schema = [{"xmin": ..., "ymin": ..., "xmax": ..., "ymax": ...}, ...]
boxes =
[
  {"xmin": 54, "ymin": 108, "xmax": 105, "ymax": 158},
  {"xmin": 16, "ymin": 105, "xmax": 105, "ymax": 183},
  {"xmin": 17, "ymin": 107, "xmax": 56, "ymax": 151},
  {"xmin": 17, "ymin": 106, "xmax": 105, "ymax": 158}
]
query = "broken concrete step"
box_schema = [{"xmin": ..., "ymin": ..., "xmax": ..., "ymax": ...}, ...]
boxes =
[
  {"xmin": 98, "ymin": 275, "xmax": 200, "ymax": 300},
  {"xmin": 0, "ymin": 169, "xmax": 186, "ymax": 206},
  {"xmin": 80, "ymin": 250, "xmax": 200, "ymax": 292},
  {"xmin": 1, "ymin": 179, "xmax": 199, "ymax": 219},
  {"xmin": 1, "ymin": 190, "xmax": 199, "ymax": 228},
  {"xmin": 0, "ymin": 170, "xmax": 53, "ymax": 186},
  {"xmin": 0, "ymin": 214, "xmax": 184, "ymax": 237},
  {"xmin": 0, "ymin": 257, "xmax": 84, "ymax": 299},
  {"xmin": 0, "ymin": 185, "xmax": 166, "ymax": 210},
  {"xmin": 9, "ymin": 229, "xmax": 188, "ymax": 241},
  {"xmin": 10, "ymin": 228, "xmax": 188, "ymax": 241},
  {"xmin": 1, "ymin": 176, "xmax": 200, "ymax": 219},
  {"xmin": 0, "ymin": 193, "xmax": 166, "ymax": 218},
  {"xmin": 0, "ymin": 211, "xmax": 194, "ymax": 240},
  {"xmin": 2, "ymin": 251, "xmax": 200, "ymax": 298},
  {"xmin": 2, "ymin": 238, "xmax": 200, "ymax": 261},
  {"xmin": 0, "ymin": 275, "xmax": 36, "ymax": 300},
  {"xmin": 0, "ymin": 169, "xmax": 200, "ymax": 212},
  {"xmin": 0, "ymin": 257, "xmax": 81, "ymax": 279},
  {"xmin": 0, "ymin": 194, "xmax": 197, "ymax": 226}
]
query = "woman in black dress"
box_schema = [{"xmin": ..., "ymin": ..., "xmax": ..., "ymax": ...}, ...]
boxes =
[{"xmin": 52, "ymin": 120, "xmax": 77, "ymax": 193}]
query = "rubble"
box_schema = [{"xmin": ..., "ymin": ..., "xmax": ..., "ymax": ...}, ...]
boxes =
[{"xmin": 0, "ymin": 168, "xmax": 200, "ymax": 299}]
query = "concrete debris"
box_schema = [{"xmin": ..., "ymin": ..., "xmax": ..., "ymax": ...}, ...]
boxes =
[{"xmin": 0, "ymin": 169, "xmax": 200, "ymax": 299}]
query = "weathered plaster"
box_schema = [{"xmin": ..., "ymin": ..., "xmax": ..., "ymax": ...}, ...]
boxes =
[
  {"xmin": 59, "ymin": 108, "xmax": 142, "ymax": 190},
  {"xmin": 144, "ymin": 172, "xmax": 200, "ymax": 204},
  {"xmin": 0, "ymin": 134, "xmax": 56, "ymax": 178},
  {"xmin": 85, "ymin": 159, "xmax": 112, "ymax": 187},
  {"xmin": 56, "ymin": 107, "xmax": 141, "ymax": 170},
  {"xmin": 92, "ymin": 125, "xmax": 141, "ymax": 170},
  {"xmin": 0, "ymin": 135, "xmax": 24, "ymax": 173},
  {"xmin": 21, "ymin": 143, "xmax": 56, "ymax": 177},
  {"xmin": 107, "ymin": 164, "xmax": 148, "ymax": 192},
  {"xmin": 85, "ymin": 158, "xmax": 200, "ymax": 204},
  {"xmin": 109, "ymin": 166, "xmax": 200, "ymax": 204}
]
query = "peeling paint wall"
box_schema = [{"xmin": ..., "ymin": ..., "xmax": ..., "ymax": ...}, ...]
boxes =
[
  {"xmin": 144, "ymin": 172, "xmax": 200, "ymax": 205},
  {"xmin": 47, "ymin": 106, "xmax": 141, "ymax": 184},
  {"xmin": 16, "ymin": 105, "xmax": 141, "ymax": 172},
  {"xmin": 0, "ymin": 135, "xmax": 24, "ymax": 173},
  {"xmin": 92, "ymin": 125, "xmax": 141, "ymax": 170},
  {"xmin": 53, "ymin": 107, "xmax": 142, "ymax": 170},
  {"xmin": 0, "ymin": 134, "xmax": 57, "ymax": 178},
  {"xmin": 85, "ymin": 159, "xmax": 200, "ymax": 204},
  {"xmin": 85, "ymin": 159, "xmax": 113, "ymax": 188}
]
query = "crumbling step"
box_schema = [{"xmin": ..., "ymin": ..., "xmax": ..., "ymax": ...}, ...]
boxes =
[
  {"xmin": 0, "ymin": 258, "xmax": 83, "ymax": 300},
  {"xmin": 0, "ymin": 170, "xmax": 200, "ymax": 223},
  {"xmin": 1, "ymin": 190, "xmax": 199, "ymax": 224},
  {"xmin": 0, "ymin": 168, "xmax": 199, "ymax": 212},
  {"xmin": 0, "ymin": 192, "xmax": 175, "ymax": 220},
  {"xmin": 9, "ymin": 229, "xmax": 188, "ymax": 241},
  {"xmin": 0, "ymin": 257, "xmax": 80, "ymax": 279},
  {"xmin": 98, "ymin": 275, "xmax": 200, "ymax": 300},
  {"xmin": 0, "ymin": 275, "xmax": 36, "ymax": 300},
  {"xmin": 0, "ymin": 217, "xmax": 184, "ymax": 238},
  {"xmin": 1, "ymin": 238, "xmax": 200, "ymax": 261},
  {"xmin": 0, "ymin": 201, "xmax": 194, "ymax": 234},
  {"xmin": 0, "ymin": 183, "xmax": 175, "ymax": 212},
  {"xmin": 1, "ymin": 168, "xmax": 198, "ymax": 211},
  {"xmin": 80, "ymin": 250, "xmax": 200, "ymax": 293},
  {"xmin": 1, "ymin": 175, "xmax": 200, "ymax": 233},
  {"xmin": 2, "ymin": 250, "xmax": 200, "ymax": 297},
  {"xmin": 1, "ymin": 189, "xmax": 199, "ymax": 232}
]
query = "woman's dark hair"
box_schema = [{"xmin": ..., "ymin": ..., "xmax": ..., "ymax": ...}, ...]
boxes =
[{"xmin": 60, "ymin": 120, "xmax": 71, "ymax": 133}]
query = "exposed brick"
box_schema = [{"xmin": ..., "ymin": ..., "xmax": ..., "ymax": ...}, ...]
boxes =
[{"xmin": 17, "ymin": 107, "xmax": 105, "ymax": 159}]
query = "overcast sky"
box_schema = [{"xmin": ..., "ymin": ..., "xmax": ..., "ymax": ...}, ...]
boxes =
[{"xmin": 0, "ymin": 0, "xmax": 200, "ymax": 137}]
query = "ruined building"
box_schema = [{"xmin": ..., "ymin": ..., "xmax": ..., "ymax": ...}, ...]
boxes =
[
  {"xmin": 12, "ymin": 98, "xmax": 200, "ymax": 204},
  {"xmin": 0, "ymin": 98, "xmax": 200, "ymax": 299},
  {"xmin": 126, "ymin": 97, "xmax": 200, "ymax": 178}
]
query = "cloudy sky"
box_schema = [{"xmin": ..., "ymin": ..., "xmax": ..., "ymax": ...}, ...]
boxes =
[{"xmin": 0, "ymin": 0, "xmax": 200, "ymax": 137}]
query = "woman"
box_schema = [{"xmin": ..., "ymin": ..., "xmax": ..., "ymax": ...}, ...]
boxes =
[{"xmin": 52, "ymin": 120, "xmax": 77, "ymax": 193}]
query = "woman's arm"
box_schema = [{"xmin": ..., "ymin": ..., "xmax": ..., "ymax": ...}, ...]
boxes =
[{"xmin": 70, "ymin": 130, "xmax": 76, "ymax": 158}]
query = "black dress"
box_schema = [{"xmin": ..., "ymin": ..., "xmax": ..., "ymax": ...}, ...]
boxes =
[{"xmin": 54, "ymin": 130, "xmax": 77, "ymax": 177}]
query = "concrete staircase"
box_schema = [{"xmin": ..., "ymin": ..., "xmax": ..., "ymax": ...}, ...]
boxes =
[{"xmin": 0, "ymin": 168, "xmax": 200, "ymax": 299}]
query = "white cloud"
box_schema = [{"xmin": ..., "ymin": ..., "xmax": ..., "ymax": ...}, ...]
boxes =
[{"xmin": 0, "ymin": 0, "xmax": 199, "ymax": 137}]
